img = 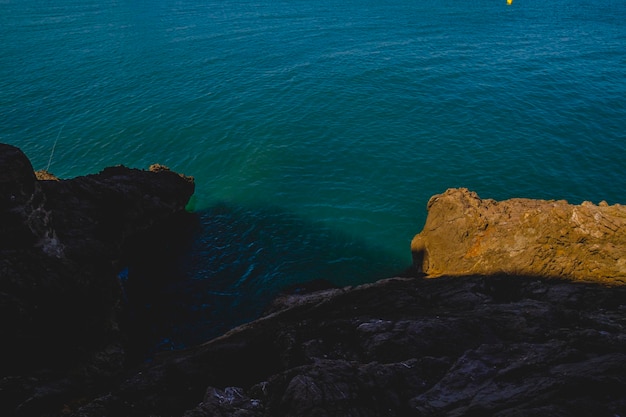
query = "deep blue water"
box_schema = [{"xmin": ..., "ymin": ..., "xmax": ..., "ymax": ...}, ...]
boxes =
[{"xmin": 2, "ymin": 0, "xmax": 625, "ymax": 350}]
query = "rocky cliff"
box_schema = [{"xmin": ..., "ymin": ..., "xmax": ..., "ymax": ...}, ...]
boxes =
[
  {"xmin": 412, "ymin": 188, "xmax": 626, "ymax": 285},
  {"xmin": 2, "ymin": 147, "xmax": 625, "ymax": 417},
  {"xmin": 70, "ymin": 191, "xmax": 626, "ymax": 416},
  {"xmin": 0, "ymin": 144, "xmax": 194, "ymax": 415}
]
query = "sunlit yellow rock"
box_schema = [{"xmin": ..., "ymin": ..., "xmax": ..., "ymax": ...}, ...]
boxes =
[{"xmin": 411, "ymin": 188, "xmax": 626, "ymax": 286}]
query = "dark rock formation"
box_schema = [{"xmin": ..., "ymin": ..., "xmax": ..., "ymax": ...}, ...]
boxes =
[
  {"xmin": 0, "ymin": 144, "xmax": 194, "ymax": 416},
  {"xmin": 411, "ymin": 188, "xmax": 626, "ymax": 285},
  {"xmin": 3, "ymin": 150, "xmax": 625, "ymax": 417},
  {"xmin": 73, "ymin": 275, "xmax": 626, "ymax": 417}
]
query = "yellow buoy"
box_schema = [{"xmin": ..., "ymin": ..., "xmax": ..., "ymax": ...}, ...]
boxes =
[{"xmin": 507, "ymin": 0, "xmax": 513, "ymax": 4}]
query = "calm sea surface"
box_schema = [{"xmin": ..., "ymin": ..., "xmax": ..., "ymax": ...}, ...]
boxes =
[{"xmin": 2, "ymin": 0, "xmax": 625, "ymax": 350}]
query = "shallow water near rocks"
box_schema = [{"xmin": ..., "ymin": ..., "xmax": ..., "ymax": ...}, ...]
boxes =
[{"xmin": 2, "ymin": 0, "xmax": 625, "ymax": 350}]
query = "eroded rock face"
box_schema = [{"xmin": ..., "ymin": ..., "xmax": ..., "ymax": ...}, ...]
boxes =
[
  {"xmin": 0, "ymin": 144, "xmax": 194, "ymax": 415},
  {"xmin": 0, "ymin": 144, "xmax": 59, "ymax": 254},
  {"xmin": 411, "ymin": 188, "xmax": 626, "ymax": 285}
]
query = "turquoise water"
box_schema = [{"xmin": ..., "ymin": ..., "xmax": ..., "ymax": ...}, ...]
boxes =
[{"xmin": 2, "ymin": 0, "xmax": 626, "ymax": 347}]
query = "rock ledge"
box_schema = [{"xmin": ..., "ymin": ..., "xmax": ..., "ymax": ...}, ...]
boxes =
[{"xmin": 412, "ymin": 188, "xmax": 626, "ymax": 285}]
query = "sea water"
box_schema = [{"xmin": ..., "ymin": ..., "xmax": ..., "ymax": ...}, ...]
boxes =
[{"xmin": 2, "ymin": 0, "xmax": 625, "ymax": 350}]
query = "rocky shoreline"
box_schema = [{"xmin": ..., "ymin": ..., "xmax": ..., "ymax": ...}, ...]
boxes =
[{"xmin": 1, "ymin": 144, "xmax": 625, "ymax": 416}]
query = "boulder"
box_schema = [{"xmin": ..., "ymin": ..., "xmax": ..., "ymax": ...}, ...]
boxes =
[{"xmin": 411, "ymin": 188, "xmax": 626, "ymax": 285}]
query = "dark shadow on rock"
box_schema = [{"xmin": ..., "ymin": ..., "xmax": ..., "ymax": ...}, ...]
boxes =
[
  {"xmin": 1, "ymin": 143, "xmax": 195, "ymax": 417},
  {"xmin": 75, "ymin": 274, "xmax": 626, "ymax": 417},
  {"xmin": 117, "ymin": 202, "xmax": 411, "ymax": 362}
]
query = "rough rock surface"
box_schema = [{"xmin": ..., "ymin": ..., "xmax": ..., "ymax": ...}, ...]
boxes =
[
  {"xmin": 0, "ymin": 144, "xmax": 194, "ymax": 416},
  {"xmin": 3, "ymin": 146, "xmax": 625, "ymax": 417},
  {"xmin": 411, "ymin": 188, "xmax": 626, "ymax": 285},
  {"xmin": 73, "ymin": 275, "xmax": 626, "ymax": 417}
]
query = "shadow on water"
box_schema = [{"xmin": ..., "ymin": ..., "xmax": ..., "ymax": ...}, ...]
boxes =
[{"xmin": 119, "ymin": 202, "xmax": 409, "ymax": 362}]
